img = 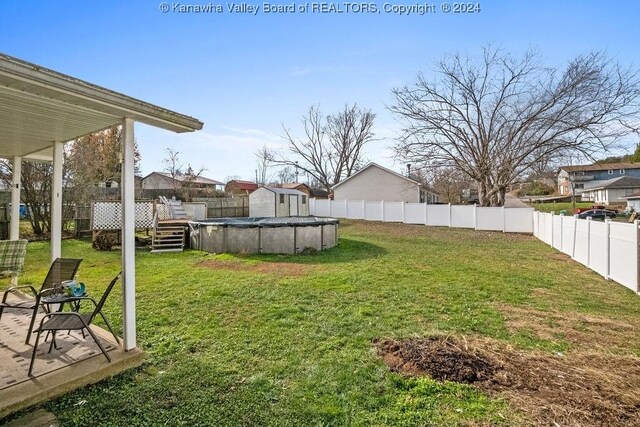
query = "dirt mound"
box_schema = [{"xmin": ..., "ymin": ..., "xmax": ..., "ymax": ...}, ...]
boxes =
[
  {"xmin": 375, "ymin": 336, "xmax": 497, "ymax": 383},
  {"xmin": 375, "ymin": 336, "xmax": 640, "ymax": 426}
]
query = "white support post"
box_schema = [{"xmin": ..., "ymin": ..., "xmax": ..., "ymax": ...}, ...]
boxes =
[
  {"xmin": 604, "ymin": 218, "xmax": 611, "ymax": 280},
  {"xmin": 448, "ymin": 203, "xmax": 452, "ymax": 227},
  {"xmin": 424, "ymin": 202, "xmax": 428, "ymax": 226},
  {"xmin": 10, "ymin": 156, "xmax": 21, "ymax": 240},
  {"xmin": 586, "ymin": 217, "xmax": 592, "ymax": 268},
  {"xmin": 381, "ymin": 200, "xmax": 385, "ymax": 222},
  {"xmin": 51, "ymin": 142, "xmax": 63, "ymax": 262},
  {"xmin": 401, "ymin": 202, "xmax": 406, "ymax": 224},
  {"xmin": 550, "ymin": 212, "xmax": 554, "ymax": 249},
  {"xmin": 501, "ymin": 206, "xmax": 506, "ymax": 233},
  {"xmin": 473, "ymin": 204, "xmax": 478, "ymax": 230},
  {"xmin": 559, "ymin": 215, "xmax": 564, "ymax": 252},
  {"xmin": 121, "ymin": 118, "xmax": 137, "ymax": 351},
  {"xmin": 362, "ymin": 200, "xmax": 366, "ymax": 220},
  {"xmin": 635, "ymin": 220, "xmax": 640, "ymax": 294},
  {"xmin": 328, "ymin": 199, "xmax": 333, "ymax": 217},
  {"xmin": 344, "ymin": 199, "xmax": 348, "ymax": 219},
  {"xmin": 571, "ymin": 215, "xmax": 578, "ymax": 259}
]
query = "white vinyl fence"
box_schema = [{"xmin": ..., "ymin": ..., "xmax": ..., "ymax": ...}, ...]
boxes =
[
  {"xmin": 310, "ymin": 198, "xmax": 534, "ymax": 233},
  {"xmin": 533, "ymin": 211, "xmax": 639, "ymax": 293},
  {"xmin": 310, "ymin": 198, "xmax": 640, "ymax": 294}
]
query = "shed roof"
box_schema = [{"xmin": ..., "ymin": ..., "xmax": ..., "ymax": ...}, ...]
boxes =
[
  {"xmin": 0, "ymin": 52, "xmax": 203, "ymax": 161},
  {"xmin": 257, "ymin": 186, "xmax": 306, "ymax": 196},
  {"xmin": 332, "ymin": 162, "xmax": 421, "ymax": 190}
]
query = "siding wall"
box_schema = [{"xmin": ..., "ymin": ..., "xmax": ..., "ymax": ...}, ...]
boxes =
[
  {"xmin": 249, "ymin": 188, "xmax": 277, "ymax": 217},
  {"xmin": 333, "ymin": 166, "xmax": 420, "ymax": 202}
]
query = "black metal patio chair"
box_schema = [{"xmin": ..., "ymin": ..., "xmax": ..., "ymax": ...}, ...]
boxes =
[
  {"xmin": 0, "ymin": 258, "xmax": 82, "ymax": 344},
  {"xmin": 28, "ymin": 272, "xmax": 121, "ymax": 376}
]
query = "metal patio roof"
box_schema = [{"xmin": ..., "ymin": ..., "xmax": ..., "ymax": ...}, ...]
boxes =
[{"xmin": 0, "ymin": 52, "xmax": 204, "ymax": 161}]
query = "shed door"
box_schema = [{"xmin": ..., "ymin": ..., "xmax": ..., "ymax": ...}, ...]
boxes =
[{"xmin": 289, "ymin": 195, "xmax": 298, "ymax": 216}]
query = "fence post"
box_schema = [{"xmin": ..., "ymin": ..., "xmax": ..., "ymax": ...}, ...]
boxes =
[
  {"xmin": 473, "ymin": 204, "xmax": 478, "ymax": 230},
  {"xmin": 362, "ymin": 200, "xmax": 366, "ymax": 220},
  {"xmin": 586, "ymin": 217, "xmax": 592, "ymax": 268},
  {"xmin": 424, "ymin": 202, "xmax": 428, "ymax": 226},
  {"xmin": 604, "ymin": 218, "xmax": 611, "ymax": 280},
  {"xmin": 559, "ymin": 214, "xmax": 564, "ymax": 251},
  {"xmin": 502, "ymin": 206, "xmax": 506, "ymax": 233},
  {"xmin": 344, "ymin": 199, "xmax": 348, "ymax": 219},
  {"xmin": 329, "ymin": 199, "xmax": 333, "ymax": 217},
  {"xmin": 571, "ymin": 215, "xmax": 578, "ymax": 259},
  {"xmin": 401, "ymin": 202, "xmax": 406, "ymax": 224},
  {"xmin": 635, "ymin": 220, "xmax": 640, "ymax": 294},
  {"xmin": 381, "ymin": 200, "xmax": 385, "ymax": 222},
  {"xmin": 550, "ymin": 212, "xmax": 554, "ymax": 248},
  {"xmin": 448, "ymin": 203, "xmax": 452, "ymax": 227}
]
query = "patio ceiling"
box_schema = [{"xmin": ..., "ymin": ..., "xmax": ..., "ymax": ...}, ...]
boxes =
[{"xmin": 0, "ymin": 52, "xmax": 204, "ymax": 161}]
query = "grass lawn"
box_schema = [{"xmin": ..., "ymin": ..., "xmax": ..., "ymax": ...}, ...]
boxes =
[
  {"xmin": 4, "ymin": 220, "xmax": 640, "ymax": 426},
  {"xmin": 526, "ymin": 202, "xmax": 592, "ymax": 213}
]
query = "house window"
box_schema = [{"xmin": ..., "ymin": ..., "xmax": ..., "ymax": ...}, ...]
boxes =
[
  {"xmin": 301, "ymin": 195, "xmax": 307, "ymax": 204},
  {"xmin": 279, "ymin": 194, "xmax": 285, "ymax": 204},
  {"xmin": 620, "ymin": 169, "xmax": 626, "ymax": 174},
  {"xmin": 608, "ymin": 170, "xmax": 614, "ymax": 174},
  {"xmin": 574, "ymin": 183, "xmax": 584, "ymax": 189},
  {"xmin": 626, "ymin": 189, "xmax": 636, "ymax": 196}
]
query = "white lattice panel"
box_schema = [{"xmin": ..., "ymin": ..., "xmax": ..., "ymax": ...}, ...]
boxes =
[{"xmin": 92, "ymin": 201, "xmax": 154, "ymax": 230}]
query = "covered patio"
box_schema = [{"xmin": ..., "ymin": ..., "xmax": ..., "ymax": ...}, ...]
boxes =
[{"xmin": 0, "ymin": 52, "xmax": 203, "ymax": 418}]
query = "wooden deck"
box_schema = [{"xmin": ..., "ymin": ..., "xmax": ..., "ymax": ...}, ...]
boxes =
[{"xmin": 0, "ymin": 293, "xmax": 144, "ymax": 420}]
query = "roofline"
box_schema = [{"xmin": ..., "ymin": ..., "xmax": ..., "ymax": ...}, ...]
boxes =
[
  {"xmin": 0, "ymin": 52, "xmax": 204, "ymax": 133},
  {"xmin": 332, "ymin": 162, "xmax": 421, "ymax": 190}
]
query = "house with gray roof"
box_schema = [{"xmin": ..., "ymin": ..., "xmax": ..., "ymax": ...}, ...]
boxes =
[{"xmin": 579, "ymin": 176, "xmax": 640, "ymax": 205}]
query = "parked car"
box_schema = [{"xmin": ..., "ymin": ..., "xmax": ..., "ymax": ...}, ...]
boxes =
[
  {"xmin": 574, "ymin": 205, "xmax": 619, "ymax": 214},
  {"xmin": 577, "ymin": 209, "xmax": 617, "ymax": 220}
]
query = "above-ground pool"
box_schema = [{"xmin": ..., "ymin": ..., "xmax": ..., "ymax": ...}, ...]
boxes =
[{"xmin": 189, "ymin": 217, "xmax": 339, "ymax": 254}]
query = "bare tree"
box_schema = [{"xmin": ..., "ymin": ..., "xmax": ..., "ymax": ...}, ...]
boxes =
[
  {"xmin": 276, "ymin": 166, "xmax": 296, "ymax": 184},
  {"xmin": 280, "ymin": 104, "xmax": 375, "ymax": 192},
  {"xmin": 162, "ymin": 148, "xmax": 184, "ymax": 190},
  {"xmin": 0, "ymin": 160, "xmax": 54, "ymax": 236},
  {"xmin": 391, "ymin": 47, "xmax": 640, "ymax": 206},
  {"xmin": 161, "ymin": 148, "xmax": 207, "ymax": 200},
  {"xmin": 254, "ymin": 144, "xmax": 276, "ymax": 185}
]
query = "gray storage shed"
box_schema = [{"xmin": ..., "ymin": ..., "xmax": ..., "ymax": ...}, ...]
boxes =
[{"xmin": 249, "ymin": 187, "xmax": 309, "ymax": 217}]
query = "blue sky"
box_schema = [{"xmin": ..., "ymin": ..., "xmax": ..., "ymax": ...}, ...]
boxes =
[{"xmin": 1, "ymin": 1, "xmax": 639, "ymax": 182}]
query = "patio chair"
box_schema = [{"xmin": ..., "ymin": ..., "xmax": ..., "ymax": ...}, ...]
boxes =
[
  {"xmin": 28, "ymin": 272, "xmax": 121, "ymax": 377},
  {"xmin": 0, "ymin": 258, "xmax": 82, "ymax": 344},
  {"xmin": 0, "ymin": 239, "xmax": 28, "ymax": 286}
]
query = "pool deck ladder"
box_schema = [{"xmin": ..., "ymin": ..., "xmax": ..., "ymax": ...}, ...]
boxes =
[{"xmin": 151, "ymin": 197, "xmax": 188, "ymax": 253}]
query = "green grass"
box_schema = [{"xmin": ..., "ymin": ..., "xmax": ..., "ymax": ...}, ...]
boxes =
[
  {"xmin": 527, "ymin": 202, "xmax": 592, "ymax": 213},
  {"xmin": 4, "ymin": 220, "xmax": 640, "ymax": 426}
]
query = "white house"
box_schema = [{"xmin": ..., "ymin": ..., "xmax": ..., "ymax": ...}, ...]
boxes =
[
  {"xmin": 332, "ymin": 162, "xmax": 439, "ymax": 203},
  {"xmin": 249, "ymin": 187, "xmax": 309, "ymax": 217},
  {"xmin": 580, "ymin": 176, "xmax": 640, "ymax": 205},
  {"xmin": 624, "ymin": 194, "xmax": 640, "ymax": 211}
]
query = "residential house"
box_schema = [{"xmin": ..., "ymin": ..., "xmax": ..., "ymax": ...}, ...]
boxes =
[
  {"xmin": 557, "ymin": 163, "xmax": 640, "ymax": 196},
  {"xmin": 141, "ymin": 172, "xmax": 223, "ymax": 190},
  {"xmin": 579, "ymin": 176, "xmax": 640, "ymax": 205},
  {"xmin": 279, "ymin": 183, "xmax": 311, "ymax": 196},
  {"xmin": 225, "ymin": 180, "xmax": 258, "ymax": 196},
  {"xmin": 624, "ymin": 193, "xmax": 640, "ymax": 212},
  {"xmin": 332, "ymin": 162, "xmax": 440, "ymax": 203},
  {"xmin": 249, "ymin": 187, "xmax": 309, "ymax": 217},
  {"xmin": 309, "ymin": 188, "xmax": 330, "ymax": 199}
]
